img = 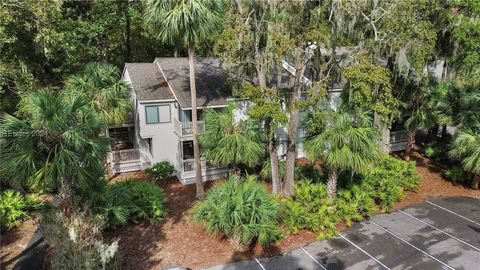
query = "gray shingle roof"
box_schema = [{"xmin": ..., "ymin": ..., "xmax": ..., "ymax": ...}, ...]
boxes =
[
  {"xmin": 124, "ymin": 63, "xmax": 174, "ymax": 101},
  {"xmin": 154, "ymin": 57, "xmax": 232, "ymax": 108}
]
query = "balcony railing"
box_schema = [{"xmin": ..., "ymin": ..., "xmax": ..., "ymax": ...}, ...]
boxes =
[
  {"xmin": 110, "ymin": 149, "xmax": 140, "ymax": 163},
  {"xmin": 182, "ymin": 158, "xmax": 206, "ymax": 172},
  {"xmin": 182, "ymin": 158, "xmax": 223, "ymax": 172},
  {"xmin": 174, "ymin": 119, "xmax": 205, "ymax": 137},
  {"xmin": 390, "ymin": 130, "xmax": 409, "ymax": 144}
]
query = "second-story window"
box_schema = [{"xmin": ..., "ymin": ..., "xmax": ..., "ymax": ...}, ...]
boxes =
[{"xmin": 145, "ymin": 105, "xmax": 170, "ymax": 124}]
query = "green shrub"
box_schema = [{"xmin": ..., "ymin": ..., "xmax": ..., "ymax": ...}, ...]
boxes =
[
  {"xmin": 376, "ymin": 155, "xmax": 419, "ymax": 191},
  {"xmin": 0, "ymin": 190, "xmax": 29, "ymax": 230},
  {"xmin": 128, "ymin": 180, "xmax": 167, "ymax": 224},
  {"xmin": 335, "ymin": 185, "xmax": 376, "ymax": 226},
  {"xmin": 360, "ymin": 155, "xmax": 419, "ymax": 211},
  {"xmin": 282, "ymin": 180, "xmax": 338, "ymax": 240},
  {"xmin": 444, "ymin": 166, "xmax": 468, "ymax": 183},
  {"xmin": 0, "ymin": 190, "xmax": 43, "ymax": 231},
  {"xmin": 41, "ymin": 210, "xmax": 122, "ymax": 270},
  {"xmin": 423, "ymin": 137, "xmax": 450, "ymax": 161},
  {"xmin": 144, "ymin": 161, "xmax": 176, "ymax": 181},
  {"xmin": 192, "ymin": 175, "xmax": 283, "ymax": 247},
  {"xmin": 87, "ymin": 179, "xmax": 167, "ymax": 227}
]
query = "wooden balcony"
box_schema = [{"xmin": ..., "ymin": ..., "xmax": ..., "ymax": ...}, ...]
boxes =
[{"xmin": 174, "ymin": 119, "xmax": 205, "ymax": 137}]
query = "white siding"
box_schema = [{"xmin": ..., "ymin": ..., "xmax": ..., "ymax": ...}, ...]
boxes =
[{"xmin": 137, "ymin": 101, "xmax": 180, "ymax": 170}]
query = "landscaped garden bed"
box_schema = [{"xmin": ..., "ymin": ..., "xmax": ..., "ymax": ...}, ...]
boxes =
[
  {"xmin": 103, "ymin": 150, "xmax": 479, "ymax": 270},
  {"xmin": 2, "ymin": 150, "xmax": 479, "ymax": 270}
]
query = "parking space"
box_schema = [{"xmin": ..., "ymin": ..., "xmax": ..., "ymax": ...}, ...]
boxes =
[{"xmin": 205, "ymin": 196, "xmax": 480, "ymax": 270}]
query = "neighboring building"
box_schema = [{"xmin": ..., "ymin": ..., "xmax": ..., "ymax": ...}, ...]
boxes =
[{"xmin": 108, "ymin": 56, "xmax": 413, "ymax": 184}]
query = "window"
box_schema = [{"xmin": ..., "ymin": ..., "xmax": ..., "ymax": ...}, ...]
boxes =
[
  {"xmin": 145, "ymin": 105, "xmax": 170, "ymax": 124},
  {"xmin": 182, "ymin": 141, "xmax": 194, "ymax": 160}
]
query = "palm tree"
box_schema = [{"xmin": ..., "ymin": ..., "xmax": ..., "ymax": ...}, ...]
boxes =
[
  {"xmin": 145, "ymin": 0, "xmax": 224, "ymax": 198},
  {"xmin": 304, "ymin": 109, "xmax": 380, "ymax": 198},
  {"xmin": 403, "ymin": 79, "xmax": 439, "ymax": 161},
  {"xmin": 200, "ymin": 103, "xmax": 264, "ymax": 173},
  {"xmin": 63, "ymin": 62, "xmax": 133, "ymax": 126},
  {"xmin": 404, "ymin": 108, "xmax": 437, "ymax": 161},
  {"xmin": 0, "ymin": 89, "xmax": 111, "ymax": 211},
  {"xmin": 449, "ymin": 129, "xmax": 480, "ymax": 189}
]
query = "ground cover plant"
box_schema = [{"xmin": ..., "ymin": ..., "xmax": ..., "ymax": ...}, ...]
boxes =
[
  {"xmin": 282, "ymin": 155, "xmax": 420, "ymax": 239},
  {"xmin": 191, "ymin": 175, "xmax": 283, "ymax": 248},
  {"xmin": 85, "ymin": 178, "xmax": 167, "ymax": 228},
  {"xmin": 0, "ymin": 190, "xmax": 43, "ymax": 231},
  {"xmin": 281, "ymin": 180, "xmax": 338, "ymax": 240},
  {"xmin": 444, "ymin": 166, "xmax": 468, "ymax": 184}
]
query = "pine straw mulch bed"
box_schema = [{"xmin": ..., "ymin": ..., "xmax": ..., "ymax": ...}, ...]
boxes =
[{"xmin": 1, "ymin": 217, "xmax": 40, "ymax": 269}]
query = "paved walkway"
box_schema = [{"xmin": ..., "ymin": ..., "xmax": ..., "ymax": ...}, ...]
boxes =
[{"xmin": 205, "ymin": 196, "xmax": 480, "ymax": 270}]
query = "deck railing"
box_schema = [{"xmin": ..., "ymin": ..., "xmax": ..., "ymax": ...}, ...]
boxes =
[
  {"xmin": 390, "ymin": 130, "xmax": 409, "ymax": 144},
  {"xmin": 174, "ymin": 119, "xmax": 205, "ymax": 137},
  {"xmin": 182, "ymin": 158, "xmax": 207, "ymax": 172},
  {"xmin": 111, "ymin": 149, "xmax": 140, "ymax": 163}
]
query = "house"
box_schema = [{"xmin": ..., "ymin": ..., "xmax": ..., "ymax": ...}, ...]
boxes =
[
  {"xmin": 108, "ymin": 56, "xmax": 412, "ymax": 184},
  {"xmin": 108, "ymin": 58, "xmax": 247, "ymax": 184}
]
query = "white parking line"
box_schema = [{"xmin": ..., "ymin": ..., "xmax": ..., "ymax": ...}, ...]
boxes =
[
  {"xmin": 399, "ymin": 209, "xmax": 480, "ymax": 252},
  {"xmin": 427, "ymin": 201, "xmax": 480, "ymax": 227},
  {"xmin": 254, "ymin": 258, "xmax": 266, "ymax": 270},
  {"xmin": 300, "ymin": 247, "xmax": 327, "ymax": 270},
  {"xmin": 338, "ymin": 234, "xmax": 391, "ymax": 270},
  {"xmin": 370, "ymin": 221, "xmax": 455, "ymax": 270}
]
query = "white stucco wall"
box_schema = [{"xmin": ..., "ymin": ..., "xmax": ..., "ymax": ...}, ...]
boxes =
[{"xmin": 137, "ymin": 101, "xmax": 180, "ymax": 170}]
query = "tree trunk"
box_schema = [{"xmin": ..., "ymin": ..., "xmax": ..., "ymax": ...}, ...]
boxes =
[
  {"xmin": 58, "ymin": 178, "xmax": 73, "ymax": 215},
  {"xmin": 283, "ymin": 112, "xmax": 297, "ymax": 196},
  {"xmin": 266, "ymin": 118, "xmax": 281, "ymax": 194},
  {"xmin": 254, "ymin": 43, "xmax": 280, "ymax": 194},
  {"xmin": 326, "ymin": 168, "xmax": 338, "ymax": 199},
  {"xmin": 284, "ymin": 49, "xmax": 307, "ymax": 196},
  {"xmin": 405, "ymin": 130, "xmax": 415, "ymax": 161},
  {"xmin": 472, "ymin": 174, "xmax": 479, "ymax": 190},
  {"xmin": 124, "ymin": 0, "xmax": 132, "ymax": 62},
  {"xmin": 374, "ymin": 111, "xmax": 390, "ymax": 153},
  {"xmin": 188, "ymin": 43, "xmax": 204, "ymax": 199}
]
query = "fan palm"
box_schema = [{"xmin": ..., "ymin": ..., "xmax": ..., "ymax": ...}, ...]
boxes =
[
  {"xmin": 449, "ymin": 129, "xmax": 480, "ymax": 189},
  {"xmin": 0, "ymin": 89, "xmax": 111, "ymax": 211},
  {"xmin": 200, "ymin": 103, "xmax": 264, "ymax": 173},
  {"xmin": 191, "ymin": 175, "xmax": 283, "ymax": 247},
  {"xmin": 63, "ymin": 62, "xmax": 132, "ymax": 126},
  {"xmin": 304, "ymin": 109, "xmax": 380, "ymax": 198},
  {"xmin": 145, "ymin": 0, "xmax": 224, "ymax": 198},
  {"xmin": 404, "ymin": 79, "xmax": 441, "ymax": 161}
]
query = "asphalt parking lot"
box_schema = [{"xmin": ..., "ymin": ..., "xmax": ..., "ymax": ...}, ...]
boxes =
[{"xmin": 205, "ymin": 196, "xmax": 480, "ymax": 270}]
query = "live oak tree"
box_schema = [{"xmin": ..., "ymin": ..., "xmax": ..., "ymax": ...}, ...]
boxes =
[
  {"xmin": 216, "ymin": 0, "xmax": 287, "ymax": 194},
  {"xmin": 217, "ymin": 0, "xmax": 327, "ymax": 195},
  {"xmin": 145, "ymin": 0, "xmax": 224, "ymax": 198}
]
